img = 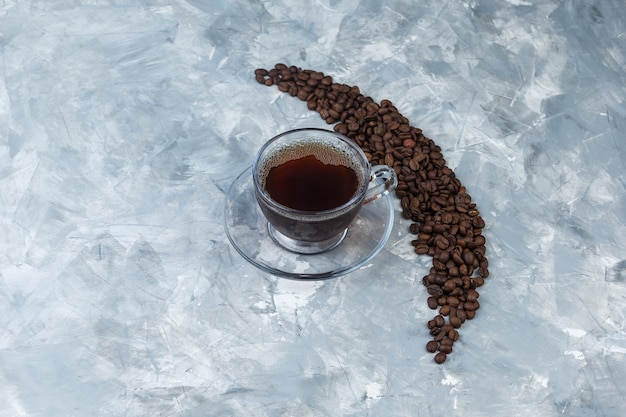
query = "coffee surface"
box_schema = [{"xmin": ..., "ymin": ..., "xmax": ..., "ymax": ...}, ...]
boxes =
[{"xmin": 264, "ymin": 153, "xmax": 359, "ymax": 211}]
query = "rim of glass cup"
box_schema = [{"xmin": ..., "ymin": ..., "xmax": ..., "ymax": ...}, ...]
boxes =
[{"xmin": 252, "ymin": 128, "xmax": 372, "ymax": 218}]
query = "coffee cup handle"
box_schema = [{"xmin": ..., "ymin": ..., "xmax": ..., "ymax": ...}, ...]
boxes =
[{"xmin": 363, "ymin": 165, "xmax": 398, "ymax": 205}]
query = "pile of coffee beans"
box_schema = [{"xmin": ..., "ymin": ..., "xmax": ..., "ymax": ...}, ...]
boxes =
[{"xmin": 255, "ymin": 64, "xmax": 489, "ymax": 364}]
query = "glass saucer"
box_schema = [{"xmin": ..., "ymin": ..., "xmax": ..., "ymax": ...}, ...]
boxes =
[{"xmin": 224, "ymin": 166, "xmax": 394, "ymax": 280}]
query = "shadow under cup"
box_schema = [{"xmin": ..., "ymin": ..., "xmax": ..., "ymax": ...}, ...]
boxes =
[{"xmin": 252, "ymin": 128, "xmax": 397, "ymax": 255}]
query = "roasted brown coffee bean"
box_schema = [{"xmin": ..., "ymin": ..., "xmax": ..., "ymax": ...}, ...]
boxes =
[
  {"xmin": 456, "ymin": 309, "xmax": 467, "ymax": 323},
  {"xmin": 437, "ymin": 249, "xmax": 451, "ymax": 264},
  {"xmin": 434, "ymin": 352, "xmax": 447, "ymax": 364},
  {"xmin": 435, "ymin": 236, "xmax": 450, "ymax": 250},
  {"xmin": 452, "ymin": 252, "xmax": 464, "ymax": 266},
  {"xmin": 472, "ymin": 215, "xmax": 485, "ymax": 229},
  {"xmin": 448, "ymin": 329, "xmax": 460, "ymax": 341},
  {"xmin": 443, "ymin": 279, "xmax": 456, "ymax": 292},
  {"xmin": 439, "ymin": 305, "xmax": 451, "ymax": 316},
  {"xmin": 414, "ymin": 245, "xmax": 429, "ymax": 255},
  {"xmin": 463, "ymin": 250, "xmax": 475, "ymax": 266},
  {"xmin": 479, "ymin": 258, "xmax": 489, "ymax": 270},
  {"xmin": 466, "ymin": 300, "xmax": 480, "ymax": 311},
  {"xmin": 433, "ymin": 259, "xmax": 446, "ymax": 271},
  {"xmin": 426, "ymin": 340, "xmax": 438, "ymax": 353},
  {"xmin": 427, "ymin": 285, "xmax": 444, "ymax": 298},
  {"xmin": 473, "ymin": 235, "xmax": 486, "ymax": 247},
  {"xmin": 427, "ymin": 296, "xmax": 438, "ymax": 309},
  {"xmin": 434, "ymin": 315, "xmax": 445, "ymax": 327},
  {"xmin": 466, "ymin": 289, "xmax": 479, "ymax": 302},
  {"xmin": 440, "ymin": 338, "xmax": 454, "ymax": 347},
  {"xmin": 320, "ymin": 75, "xmax": 332, "ymax": 86},
  {"xmin": 434, "ymin": 330, "xmax": 446, "ymax": 342},
  {"xmin": 447, "ymin": 296, "xmax": 460, "ymax": 308},
  {"xmin": 433, "ymin": 274, "xmax": 447, "ymax": 286},
  {"xmin": 438, "ymin": 344, "xmax": 453, "ymax": 354}
]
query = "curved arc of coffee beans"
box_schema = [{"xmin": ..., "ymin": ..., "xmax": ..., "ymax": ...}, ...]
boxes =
[{"xmin": 255, "ymin": 64, "xmax": 490, "ymax": 364}]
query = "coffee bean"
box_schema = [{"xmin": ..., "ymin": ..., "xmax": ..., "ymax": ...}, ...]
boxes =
[
  {"xmin": 439, "ymin": 305, "xmax": 451, "ymax": 316},
  {"xmin": 450, "ymin": 316, "xmax": 462, "ymax": 328},
  {"xmin": 438, "ymin": 344, "xmax": 453, "ymax": 354},
  {"xmin": 456, "ymin": 309, "xmax": 467, "ymax": 323},
  {"xmin": 414, "ymin": 244, "xmax": 429, "ymax": 255},
  {"xmin": 427, "ymin": 285, "xmax": 444, "ymax": 298},
  {"xmin": 433, "ymin": 274, "xmax": 447, "ymax": 286},
  {"xmin": 435, "ymin": 236, "xmax": 450, "ymax": 250},
  {"xmin": 465, "ymin": 300, "xmax": 480, "ymax": 311},
  {"xmin": 436, "ymin": 249, "xmax": 451, "ymax": 264},
  {"xmin": 472, "ymin": 216, "xmax": 485, "ymax": 229},
  {"xmin": 451, "ymin": 252, "xmax": 464, "ymax": 266},
  {"xmin": 473, "ymin": 235, "xmax": 486, "ymax": 247},
  {"xmin": 426, "ymin": 340, "xmax": 438, "ymax": 353},
  {"xmin": 440, "ymin": 338, "xmax": 453, "ymax": 347},
  {"xmin": 427, "ymin": 296, "xmax": 438, "ymax": 309},
  {"xmin": 466, "ymin": 289, "xmax": 479, "ymax": 302},
  {"xmin": 433, "ymin": 259, "xmax": 446, "ymax": 271},
  {"xmin": 448, "ymin": 329, "xmax": 460, "ymax": 341},
  {"xmin": 434, "ymin": 352, "xmax": 447, "ymax": 364},
  {"xmin": 443, "ymin": 279, "xmax": 456, "ymax": 292},
  {"xmin": 447, "ymin": 296, "xmax": 460, "ymax": 308},
  {"xmin": 434, "ymin": 330, "xmax": 446, "ymax": 342}
]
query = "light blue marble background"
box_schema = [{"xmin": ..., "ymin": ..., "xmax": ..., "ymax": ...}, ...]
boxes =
[{"xmin": 1, "ymin": 0, "xmax": 625, "ymax": 415}]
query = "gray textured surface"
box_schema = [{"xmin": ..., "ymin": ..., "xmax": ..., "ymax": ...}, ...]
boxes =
[{"xmin": 1, "ymin": 0, "xmax": 625, "ymax": 415}]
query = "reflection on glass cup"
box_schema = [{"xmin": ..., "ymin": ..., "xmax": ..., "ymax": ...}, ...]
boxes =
[{"xmin": 252, "ymin": 128, "xmax": 398, "ymax": 254}]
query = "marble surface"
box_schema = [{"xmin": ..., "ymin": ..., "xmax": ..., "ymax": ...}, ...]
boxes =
[{"xmin": 1, "ymin": 0, "xmax": 625, "ymax": 415}]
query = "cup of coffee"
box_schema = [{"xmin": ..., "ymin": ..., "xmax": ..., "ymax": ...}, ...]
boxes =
[{"xmin": 252, "ymin": 128, "xmax": 397, "ymax": 254}]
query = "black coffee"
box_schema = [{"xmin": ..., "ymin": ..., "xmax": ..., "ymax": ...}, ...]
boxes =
[
  {"xmin": 265, "ymin": 154, "xmax": 359, "ymax": 211},
  {"xmin": 260, "ymin": 141, "xmax": 363, "ymax": 211},
  {"xmin": 257, "ymin": 140, "xmax": 365, "ymax": 243}
]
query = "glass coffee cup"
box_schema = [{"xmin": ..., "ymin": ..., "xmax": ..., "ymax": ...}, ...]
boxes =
[{"xmin": 252, "ymin": 128, "xmax": 397, "ymax": 254}]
